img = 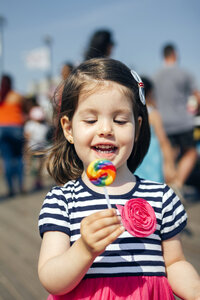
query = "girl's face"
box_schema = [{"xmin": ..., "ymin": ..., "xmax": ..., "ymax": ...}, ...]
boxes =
[{"xmin": 61, "ymin": 82, "xmax": 140, "ymax": 174}]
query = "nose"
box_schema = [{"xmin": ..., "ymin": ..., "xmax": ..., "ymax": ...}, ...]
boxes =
[{"xmin": 97, "ymin": 119, "xmax": 113, "ymax": 137}]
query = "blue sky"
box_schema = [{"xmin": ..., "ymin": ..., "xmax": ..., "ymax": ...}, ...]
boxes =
[{"xmin": 1, "ymin": 0, "xmax": 200, "ymax": 94}]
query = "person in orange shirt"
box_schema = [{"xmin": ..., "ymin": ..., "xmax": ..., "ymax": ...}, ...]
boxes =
[{"xmin": 0, "ymin": 74, "xmax": 25, "ymax": 197}]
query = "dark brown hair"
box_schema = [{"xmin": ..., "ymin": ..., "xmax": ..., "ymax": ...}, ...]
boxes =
[
  {"xmin": 47, "ymin": 58, "xmax": 150, "ymax": 184},
  {"xmin": 0, "ymin": 74, "xmax": 12, "ymax": 104},
  {"xmin": 163, "ymin": 43, "xmax": 176, "ymax": 58},
  {"xmin": 84, "ymin": 29, "xmax": 114, "ymax": 60}
]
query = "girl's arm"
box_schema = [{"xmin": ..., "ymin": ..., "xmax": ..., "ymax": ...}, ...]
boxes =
[
  {"xmin": 163, "ymin": 234, "xmax": 200, "ymax": 300},
  {"xmin": 149, "ymin": 109, "xmax": 177, "ymax": 183},
  {"xmin": 38, "ymin": 208, "xmax": 124, "ymax": 295}
]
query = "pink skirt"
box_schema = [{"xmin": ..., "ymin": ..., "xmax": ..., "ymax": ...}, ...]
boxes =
[{"xmin": 47, "ymin": 276, "xmax": 175, "ymax": 300}]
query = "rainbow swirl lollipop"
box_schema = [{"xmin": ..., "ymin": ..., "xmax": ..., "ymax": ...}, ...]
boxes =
[
  {"xmin": 87, "ymin": 159, "xmax": 116, "ymax": 209},
  {"xmin": 87, "ymin": 159, "xmax": 116, "ymax": 187}
]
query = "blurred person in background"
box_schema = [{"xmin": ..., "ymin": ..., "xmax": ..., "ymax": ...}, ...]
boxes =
[
  {"xmin": 47, "ymin": 61, "xmax": 75, "ymax": 145},
  {"xmin": 0, "ymin": 74, "xmax": 25, "ymax": 197},
  {"xmin": 24, "ymin": 105, "xmax": 50, "ymax": 190},
  {"xmin": 136, "ymin": 76, "xmax": 177, "ymax": 184},
  {"xmin": 84, "ymin": 29, "xmax": 115, "ymax": 60},
  {"xmin": 23, "ymin": 94, "xmax": 39, "ymax": 121},
  {"xmin": 48, "ymin": 61, "xmax": 74, "ymax": 102},
  {"xmin": 61, "ymin": 62, "xmax": 74, "ymax": 81},
  {"xmin": 153, "ymin": 44, "xmax": 200, "ymax": 195}
]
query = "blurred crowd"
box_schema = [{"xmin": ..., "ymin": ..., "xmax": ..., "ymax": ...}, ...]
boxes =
[{"xmin": 0, "ymin": 28, "xmax": 200, "ymax": 200}]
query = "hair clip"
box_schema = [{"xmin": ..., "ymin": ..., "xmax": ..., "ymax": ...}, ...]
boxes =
[{"xmin": 130, "ymin": 70, "xmax": 146, "ymax": 105}]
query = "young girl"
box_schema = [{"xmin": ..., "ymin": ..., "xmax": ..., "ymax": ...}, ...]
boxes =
[{"xmin": 38, "ymin": 58, "xmax": 200, "ymax": 300}]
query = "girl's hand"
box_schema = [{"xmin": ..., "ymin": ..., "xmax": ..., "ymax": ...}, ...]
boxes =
[{"xmin": 80, "ymin": 208, "xmax": 124, "ymax": 258}]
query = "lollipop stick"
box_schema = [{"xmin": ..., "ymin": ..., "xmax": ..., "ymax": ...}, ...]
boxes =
[{"xmin": 103, "ymin": 186, "xmax": 112, "ymax": 209}]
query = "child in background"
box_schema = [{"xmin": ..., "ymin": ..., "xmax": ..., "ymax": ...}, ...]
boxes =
[
  {"xmin": 136, "ymin": 76, "xmax": 177, "ymax": 184},
  {"xmin": 24, "ymin": 106, "xmax": 49, "ymax": 189},
  {"xmin": 38, "ymin": 58, "xmax": 200, "ymax": 299}
]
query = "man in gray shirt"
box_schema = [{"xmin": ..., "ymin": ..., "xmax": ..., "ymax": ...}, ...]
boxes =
[{"xmin": 154, "ymin": 44, "xmax": 200, "ymax": 191}]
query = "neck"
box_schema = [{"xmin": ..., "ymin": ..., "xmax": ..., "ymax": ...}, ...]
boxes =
[
  {"xmin": 82, "ymin": 165, "xmax": 136, "ymax": 195},
  {"xmin": 164, "ymin": 55, "xmax": 176, "ymax": 65}
]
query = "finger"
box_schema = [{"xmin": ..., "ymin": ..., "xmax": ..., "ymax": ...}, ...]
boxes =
[
  {"xmin": 93, "ymin": 223, "xmax": 123, "ymax": 242},
  {"xmin": 84, "ymin": 209, "xmax": 117, "ymax": 225},
  {"xmin": 80, "ymin": 214, "xmax": 121, "ymax": 245},
  {"xmin": 81, "ymin": 224, "xmax": 122, "ymax": 250},
  {"xmin": 81, "ymin": 209, "xmax": 118, "ymax": 231},
  {"xmin": 94, "ymin": 225, "xmax": 125, "ymax": 254},
  {"xmin": 93, "ymin": 215, "xmax": 121, "ymax": 232}
]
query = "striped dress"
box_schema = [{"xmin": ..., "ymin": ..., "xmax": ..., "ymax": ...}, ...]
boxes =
[{"xmin": 38, "ymin": 176, "xmax": 187, "ymax": 300}]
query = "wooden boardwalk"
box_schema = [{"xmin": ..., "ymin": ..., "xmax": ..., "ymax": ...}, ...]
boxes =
[
  {"xmin": 0, "ymin": 175, "xmax": 200, "ymax": 300},
  {"xmin": 0, "ymin": 187, "xmax": 49, "ymax": 300}
]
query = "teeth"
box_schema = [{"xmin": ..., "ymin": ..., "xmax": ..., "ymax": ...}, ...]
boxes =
[
  {"xmin": 95, "ymin": 145, "xmax": 114, "ymax": 149},
  {"xmin": 96, "ymin": 149, "xmax": 113, "ymax": 153},
  {"xmin": 94, "ymin": 145, "xmax": 116, "ymax": 153}
]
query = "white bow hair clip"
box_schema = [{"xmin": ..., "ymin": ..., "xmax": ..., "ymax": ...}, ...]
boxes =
[{"xmin": 130, "ymin": 70, "xmax": 146, "ymax": 105}]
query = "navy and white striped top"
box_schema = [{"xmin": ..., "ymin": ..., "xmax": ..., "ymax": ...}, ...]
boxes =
[{"xmin": 38, "ymin": 176, "xmax": 187, "ymax": 278}]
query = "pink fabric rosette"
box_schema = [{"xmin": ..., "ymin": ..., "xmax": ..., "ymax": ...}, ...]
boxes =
[{"xmin": 116, "ymin": 198, "xmax": 157, "ymax": 237}]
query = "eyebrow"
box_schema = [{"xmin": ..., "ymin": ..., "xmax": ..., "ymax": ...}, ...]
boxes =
[
  {"xmin": 78, "ymin": 107, "xmax": 132, "ymax": 115},
  {"xmin": 114, "ymin": 109, "xmax": 132, "ymax": 115}
]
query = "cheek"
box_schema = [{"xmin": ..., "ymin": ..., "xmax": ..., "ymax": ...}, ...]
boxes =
[
  {"xmin": 73, "ymin": 126, "xmax": 93, "ymax": 142},
  {"xmin": 120, "ymin": 126, "xmax": 135, "ymax": 145},
  {"xmin": 72, "ymin": 126, "xmax": 93, "ymax": 152}
]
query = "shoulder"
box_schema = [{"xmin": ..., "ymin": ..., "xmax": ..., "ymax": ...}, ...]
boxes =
[
  {"xmin": 6, "ymin": 90, "xmax": 23, "ymax": 104},
  {"xmin": 137, "ymin": 177, "xmax": 167, "ymax": 195},
  {"xmin": 45, "ymin": 179, "xmax": 87, "ymax": 202},
  {"xmin": 137, "ymin": 176, "xmax": 165, "ymax": 186},
  {"xmin": 38, "ymin": 179, "xmax": 91, "ymax": 237},
  {"xmin": 38, "ymin": 180, "xmax": 81, "ymax": 233},
  {"xmin": 173, "ymin": 65, "xmax": 195, "ymax": 80},
  {"xmin": 48, "ymin": 179, "xmax": 80, "ymax": 195},
  {"xmin": 137, "ymin": 177, "xmax": 181, "ymax": 203},
  {"xmin": 137, "ymin": 177, "xmax": 187, "ymax": 239},
  {"xmin": 153, "ymin": 67, "xmax": 166, "ymax": 80},
  {"xmin": 139, "ymin": 179, "xmax": 184, "ymax": 206}
]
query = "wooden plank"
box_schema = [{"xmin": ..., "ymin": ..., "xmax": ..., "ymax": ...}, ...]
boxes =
[{"xmin": 0, "ymin": 188, "xmax": 49, "ymax": 300}]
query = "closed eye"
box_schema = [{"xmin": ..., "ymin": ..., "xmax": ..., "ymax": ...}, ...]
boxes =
[
  {"xmin": 84, "ymin": 120, "xmax": 97, "ymax": 124},
  {"xmin": 114, "ymin": 120, "xmax": 127, "ymax": 124}
]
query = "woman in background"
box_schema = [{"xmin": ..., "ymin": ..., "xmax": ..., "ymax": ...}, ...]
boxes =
[
  {"xmin": 136, "ymin": 76, "xmax": 177, "ymax": 184},
  {"xmin": 0, "ymin": 74, "xmax": 25, "ymax": 197}
]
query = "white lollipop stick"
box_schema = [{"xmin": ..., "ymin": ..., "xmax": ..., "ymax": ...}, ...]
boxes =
[{"xmin": 103, "ymin": 186, "xmax": 112, "ymax": 209}]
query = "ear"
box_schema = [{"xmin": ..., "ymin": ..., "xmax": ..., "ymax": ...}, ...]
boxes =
[
  {"xmin": 135, "ymin": 116, "xmax": 142, "ymax": 142},
  {"xmin": 60, "ymin": 116, "xmax": 74, "ymax": 144}
]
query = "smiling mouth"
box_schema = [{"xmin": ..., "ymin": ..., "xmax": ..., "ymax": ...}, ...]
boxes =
[{"xmin": 92, "ymin": 144, "xmax": 117, "ymax": 153}]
